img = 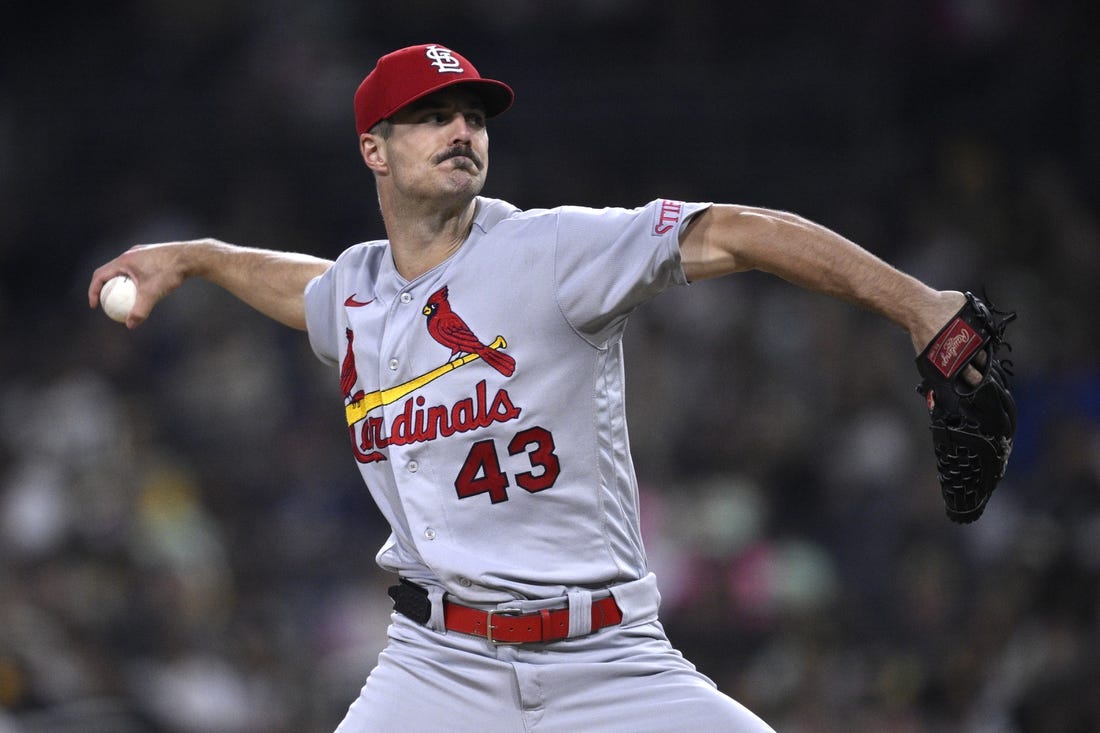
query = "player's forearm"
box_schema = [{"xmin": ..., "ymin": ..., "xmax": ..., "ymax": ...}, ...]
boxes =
[
  {"xmin": 682, "ymin": 205, "xmax": 961, "ymax": 351},
  {"xmin": 90, "ymin": 239, "xmax": 332, "ymax": 330},
  {"xmin": 184, "ymin": 239, "xmax": 333, "ymax": 330}
]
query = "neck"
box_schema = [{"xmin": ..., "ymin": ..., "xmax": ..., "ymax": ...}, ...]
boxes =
[{"xmin": 381, "ymin": 194, "xmax": 478, "ymax": 281}]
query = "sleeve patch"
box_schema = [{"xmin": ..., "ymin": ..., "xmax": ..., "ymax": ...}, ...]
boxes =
[{"xmin": 652, "ymin": 199, "xmax": 683, "ymax": 236}]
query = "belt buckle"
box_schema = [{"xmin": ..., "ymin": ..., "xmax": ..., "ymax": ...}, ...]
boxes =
[{"xmin": 485, "ymin": 608, "xmax": 524, "ymax": 645}]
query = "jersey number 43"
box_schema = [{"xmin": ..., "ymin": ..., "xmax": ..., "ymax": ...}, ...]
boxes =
[{"xmin": 455, "ymin": 426, "xmax": 560, "ymax": 504}]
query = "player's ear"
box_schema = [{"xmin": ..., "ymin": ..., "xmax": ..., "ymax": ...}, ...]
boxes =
[{"xmin": 360, "ymin": 133, "xmax": 388, "ymax": 174}]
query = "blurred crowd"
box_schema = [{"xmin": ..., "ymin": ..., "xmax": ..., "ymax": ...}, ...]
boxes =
[{"xmin": 2, "ymin": 1, "xmax": 1097, "ymax": 731}]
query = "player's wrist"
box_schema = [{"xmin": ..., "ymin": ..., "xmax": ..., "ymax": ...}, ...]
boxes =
[
  {"xmin": 180, "ymin": 238, "xmax": 232, "ymax": 279},
  {"xmin": 907, "ymin": 288, "xmax": 965, "ymax": 354}
]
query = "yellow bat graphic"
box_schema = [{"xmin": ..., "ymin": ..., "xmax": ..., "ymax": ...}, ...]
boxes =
[{"xmin": 345, "ymin": 335, "xmax": 508, "ymax": 426}]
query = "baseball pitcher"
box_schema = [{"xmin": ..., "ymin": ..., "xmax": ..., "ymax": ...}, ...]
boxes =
[{"xmin": 89, "ymin": 44, "xmax": 1015, "ymax": 732}]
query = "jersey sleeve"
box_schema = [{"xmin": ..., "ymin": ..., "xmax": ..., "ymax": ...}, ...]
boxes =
[
  {"xmin": 303, "ymin": 264, "xmax": 341, "ymax": 366},
  {"xmin": 303, "ymin": 242, "xmax": 384, "ymax": 366},
  {"xmin": 555, "ymin": 199, "xmax": 711, "ymax": 345}
]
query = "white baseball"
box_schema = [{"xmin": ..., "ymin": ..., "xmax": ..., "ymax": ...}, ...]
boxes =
[{"xmin": 101, "ymin": 275, "xmax": 137, "ymax": 323}]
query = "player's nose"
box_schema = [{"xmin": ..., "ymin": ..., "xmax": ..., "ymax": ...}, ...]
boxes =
[{"xmin": 448, "ymin": 116, "xmax": 473, "ymax": 143}]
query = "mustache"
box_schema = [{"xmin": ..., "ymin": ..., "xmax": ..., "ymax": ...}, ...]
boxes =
[{"xmin": 433, "ymin": 145, "xmax": 483, "ymax": 169}]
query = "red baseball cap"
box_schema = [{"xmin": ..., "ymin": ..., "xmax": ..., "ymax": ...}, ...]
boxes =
[{"xmin": 354, "ymin": 44, "xmax": 514, "ymax": 135}]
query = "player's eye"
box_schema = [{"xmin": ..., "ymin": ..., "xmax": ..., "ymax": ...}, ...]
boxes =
[{"xmin": 465, "ymin": 112, "xmax": 486, "ymax": 129}]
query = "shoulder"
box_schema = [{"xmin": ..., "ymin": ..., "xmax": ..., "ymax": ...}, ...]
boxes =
[
  {"xmin": 474, "ymin": 197, "xmax": 641, "ymax": 233},
  {"xmin": 476, "ymin": 196, "xmax": 632, "ymax": 224},
  {"xmin": 474, "ymin": 197, "xmax": 542, "ymax": 232},
  {"xmin": 331, "ymin": 238, "xmax": 390, "ymax": 270},
  {"xmin": 475, "ymin": 197, "xmax": 708, "ymax": 241}
]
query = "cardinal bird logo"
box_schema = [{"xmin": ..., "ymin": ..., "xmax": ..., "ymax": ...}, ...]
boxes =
[
  {"xmin": 423, "ymin": 286, "xmax": 516, "ymax": 377},
  {"xmin": 341, "ymin": 328, "xmax": 365, "ymax": 402}
]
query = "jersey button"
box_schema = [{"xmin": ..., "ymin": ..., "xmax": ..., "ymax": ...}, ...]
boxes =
[
  {"xmin": 424, "ymin": 527, "xmax": 437, "ymax": 540},
  {"xmin": 400, "ymin": 292, "xmax": 412, "ymax": 304},
  {"xmin": 389, "ymin": 358, "xmax": 399, "ymax": 371},
  {"xmin": 458, "ymin": 577, "xmax": 472, "ymax": 588},
  {"xmin": 408, "ymin": 460, "xmax": 419, "ymax": 473}
]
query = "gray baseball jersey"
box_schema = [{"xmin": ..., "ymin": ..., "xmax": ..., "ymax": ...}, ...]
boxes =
[
  {"xmin": 307, "ymin": 196, "xmax": 778, "ymax": 732},
  {"xmin": 305, "ymin": 196, "xmax": 706, "ymax": 604}
]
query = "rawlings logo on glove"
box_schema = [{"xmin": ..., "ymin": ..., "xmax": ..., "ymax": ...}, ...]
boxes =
[{"xmin": 916, "ymin": 292, "xmax": 1017, "ymax": 523}]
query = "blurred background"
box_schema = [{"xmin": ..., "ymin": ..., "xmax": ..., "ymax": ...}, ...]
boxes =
[{"xmin": 1, "ymin": 1, "xmax": 1097, "ymax": 731}]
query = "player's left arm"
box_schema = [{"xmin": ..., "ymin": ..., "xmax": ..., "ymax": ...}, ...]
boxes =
[{"xmin": 678, "ymin": 204, "xmax": 964, "ymax": 354}]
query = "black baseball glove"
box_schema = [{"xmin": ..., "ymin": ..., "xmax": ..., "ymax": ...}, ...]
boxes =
[{"xmin": 915, "ymin": 292, "xmax": 1017, "ymax": 523}]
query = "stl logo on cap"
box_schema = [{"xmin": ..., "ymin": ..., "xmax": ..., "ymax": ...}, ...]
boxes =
[
  {"xmin": 353, "ymin": 43, "xmax": 514, "ymax": 135},
  {"xmin": 425, "ymin": 45, "xmax": 464, "ymax": 74}
]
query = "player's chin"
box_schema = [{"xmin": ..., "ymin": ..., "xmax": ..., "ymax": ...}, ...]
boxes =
[{"xmin": 440, "ymin": 168, "xmax": 486, "ymax": 196}]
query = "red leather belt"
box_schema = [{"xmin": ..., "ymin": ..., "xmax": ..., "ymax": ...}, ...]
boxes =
[{"xmin": 443, "ymin": 596, "xmax": 623, "ymax": 644}]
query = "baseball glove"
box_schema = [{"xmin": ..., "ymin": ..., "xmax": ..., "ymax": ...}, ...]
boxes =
[{"xmin": 915, "ymin": 292, "xmax": 1017, "ymax": 523}]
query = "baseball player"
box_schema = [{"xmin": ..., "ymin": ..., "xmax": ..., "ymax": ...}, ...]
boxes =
[{"xmin": 89, "ymin": 44, "xmax": 975, "ymax": 732}]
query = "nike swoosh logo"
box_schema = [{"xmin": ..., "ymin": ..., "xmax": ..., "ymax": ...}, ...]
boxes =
[{"xmin": 344, "ymin": 294, "xmax": 374, "ymax": 307}]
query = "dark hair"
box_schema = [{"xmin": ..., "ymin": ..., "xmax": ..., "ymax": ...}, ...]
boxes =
[{"xmin": 369, "ymin": 119, "xmax": 393, "ymax": 139}]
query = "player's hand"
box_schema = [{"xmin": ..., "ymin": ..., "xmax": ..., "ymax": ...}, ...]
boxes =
[
  {"xmin": 88, "ymin": 242, "xmax": 195, "ymax": 329},
  {"xmin": 909, "ymin": 289, "xmax": 984, "ymax": 386}
]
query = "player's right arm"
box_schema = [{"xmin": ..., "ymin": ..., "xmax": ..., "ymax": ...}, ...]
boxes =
[{"xmin": 88, "ymin": 239, "xmax": 333, "ymax": 331}]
